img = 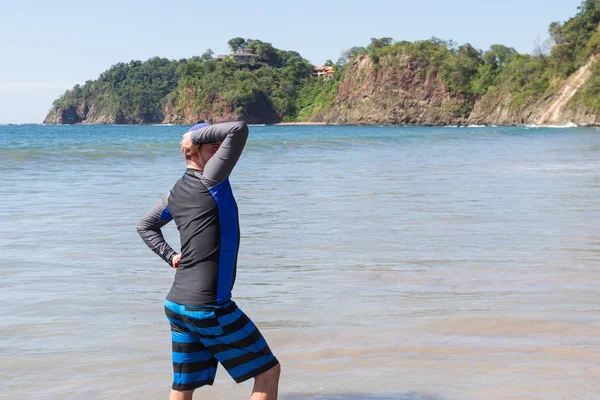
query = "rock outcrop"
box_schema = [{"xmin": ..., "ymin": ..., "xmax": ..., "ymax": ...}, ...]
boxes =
[
  {"xmin": 44, "ymin": 101, "xmax": 137, "ymax": 125},
  {"xmin": 467, "ymin": 54, "xmax": 600, "ymax": 126},
  {"xmin": 311, "ymin": 55, "xmax": 473, "ymax": 125}
]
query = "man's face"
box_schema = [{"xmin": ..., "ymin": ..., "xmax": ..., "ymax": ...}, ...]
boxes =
[{"xmin": 200, "ymin": 142, "xmax": 222, "ymax": 164}]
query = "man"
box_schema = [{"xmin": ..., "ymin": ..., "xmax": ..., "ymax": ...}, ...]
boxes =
[{"xmin": 137, "ymin": 121, "xmax": 280, "ymax": 400}]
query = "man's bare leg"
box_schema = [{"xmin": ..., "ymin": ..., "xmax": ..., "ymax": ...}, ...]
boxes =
[
  {"xmin": 251, "ymin": 363, "xmax": 281, "ymax": 400},
  {"xmin": 169, "ymin": 389, "xmax": 193, "ymax": 400}
]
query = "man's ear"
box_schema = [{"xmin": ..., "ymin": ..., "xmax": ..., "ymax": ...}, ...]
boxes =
[
  {"xmin": 190, "ymin": 148, "xmax": 205, "ymax": 167},
  {"xmin": 185, "ymin": 148, "xmax": 200, "ymax": 166}
]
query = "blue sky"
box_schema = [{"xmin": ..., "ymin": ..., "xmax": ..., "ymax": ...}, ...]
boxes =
[{"xmin": 0, "ymin": 0, "xmax": 584, "ymax": 123}]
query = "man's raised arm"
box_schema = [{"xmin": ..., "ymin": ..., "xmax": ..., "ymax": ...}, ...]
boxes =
[{"xmin": 184, "ymin": 121, "xmax": 249, "ymax": 186}]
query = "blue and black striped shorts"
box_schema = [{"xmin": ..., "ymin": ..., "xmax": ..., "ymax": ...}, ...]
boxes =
[{"xmin": 164, "ymin": 299, "xmax": 279, "ymax": 391}]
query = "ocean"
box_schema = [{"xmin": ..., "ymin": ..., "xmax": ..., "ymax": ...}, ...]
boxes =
[{"xmin": 0, "ymin": 124, "xmax": 599, "ymax": 400}]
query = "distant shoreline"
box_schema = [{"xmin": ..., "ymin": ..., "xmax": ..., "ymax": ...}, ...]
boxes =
[
  {"xmin": 3, "ymin": 121, "xmax": 589, "ymax": 128},
  {"xmin": 272, "ymin": 122, "xmax": 329, "ymax": 126}
]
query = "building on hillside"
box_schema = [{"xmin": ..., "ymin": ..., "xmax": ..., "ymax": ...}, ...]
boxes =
[
  {"xmin": 216, "ymin": 48, "xmax": 269, "ymax": 67},
  {"xmin": 313, "ymin": 65, "xmax": 334, "ymax": 78},
  {"xmin": 233, "ymin": 48, "xmax": 256, "ymax": 62}
]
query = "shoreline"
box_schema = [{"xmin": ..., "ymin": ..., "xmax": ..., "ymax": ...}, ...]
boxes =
[
  {"xmin": 271, "ymin": 122, "xmax": 329, "ymax": 126},
  {"xmin": 27, "ymin": 121, "xmax": 594, "ymax": 128}
]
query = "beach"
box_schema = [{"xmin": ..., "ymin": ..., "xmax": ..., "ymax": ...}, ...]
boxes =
[{"xmin": 1, "ymin": 124, "xmax": 599, "ymax": 400}]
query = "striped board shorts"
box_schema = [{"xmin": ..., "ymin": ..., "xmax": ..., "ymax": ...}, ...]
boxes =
[{"xmin": 164, "ymin": 299, "xmax": 279, "ymax": 391}]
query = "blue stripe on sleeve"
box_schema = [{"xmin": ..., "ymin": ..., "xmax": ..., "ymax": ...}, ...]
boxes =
[{"xmin": 159, "ymin": 205, "xmax": 172, "ymax": 221}]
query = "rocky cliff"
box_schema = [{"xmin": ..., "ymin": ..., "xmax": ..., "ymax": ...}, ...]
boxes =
[
  {"xmin": 161, "ymin": 90, "xmax": 239, "ymax": 125},
  {"xmin": 309, "ymin": 55, "xmax": 474, "ymax": 125},
  {"xmin": 43, "ymin": 102, "xmax": 130, "ymax": 124},
  {"xmin": 309, "ymin": 52, "xmax": 600, "ymax": 127},
  {"xmin": 468, "ymin": 53, "xmax": 600, "ymax": 126},
  {"xmin": 161, "ymin": 88, "xmax": 280, "ymax": 125}
]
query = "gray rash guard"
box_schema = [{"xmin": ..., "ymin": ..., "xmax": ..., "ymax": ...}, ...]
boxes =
[{"xmin": 137, "ymin": 121, "xmax": 249, "ymax": 306}]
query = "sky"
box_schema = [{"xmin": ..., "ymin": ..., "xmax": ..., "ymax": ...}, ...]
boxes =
[{"xmin": 0, "ymin": 0, "xmax": 584, "ymax": 124}]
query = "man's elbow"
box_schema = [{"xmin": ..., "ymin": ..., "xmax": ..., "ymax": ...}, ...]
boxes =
[
  {"xmin": 233, "ymin": 121, "xmax": 249, "ymax": 139},
  {"xmin": 136, "ymin": 221, "xmax": 148, "ymax": 238}
]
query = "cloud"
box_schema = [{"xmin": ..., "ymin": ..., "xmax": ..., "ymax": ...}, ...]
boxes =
[{"xmin": 0, "ymin": 80, "xmax": 76, "ymax": 91}]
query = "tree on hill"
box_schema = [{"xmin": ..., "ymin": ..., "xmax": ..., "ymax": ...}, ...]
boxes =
[{"xmin": 228, "ymin": 37, "xmax": 247, "ymax": 52}]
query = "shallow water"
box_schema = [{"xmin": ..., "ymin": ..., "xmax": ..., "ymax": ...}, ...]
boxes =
[{"xmin": 0, "ymin": 124, "xmax": 599, "ymax": 400}]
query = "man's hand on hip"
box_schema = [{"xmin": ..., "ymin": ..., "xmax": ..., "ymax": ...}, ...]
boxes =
[{"xmin": 171, "ymin": 254, "xmax": 181, "ymax": 269}]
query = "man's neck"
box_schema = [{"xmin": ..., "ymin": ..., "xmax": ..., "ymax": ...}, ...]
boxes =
[{"xmin": 186, "ymin": 161, "xmax": 205, "ymax": 171}]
